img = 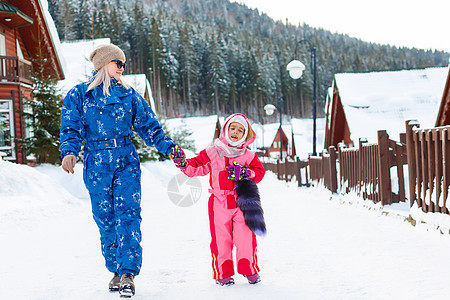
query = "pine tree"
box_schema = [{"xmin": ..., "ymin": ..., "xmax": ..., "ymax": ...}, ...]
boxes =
[
  {"xmin": 74, "ymin": 0, "xmax": 93, "ymax": 39},
  {"xmin": 177, "ymin": 23, "xmax": 199, "ymax": 115},
  {"xmin": 131, "ymin": 118, "xmax": 195, "ymax": 161},
  {"xmin": 47, "ymin": 0, "xmax": 450, "ymax": 120},
  {"xmin": 206, "ymin": 33, "xmax": 230, "ymax": 116},
  {"xmin": 49, "ymin": 0, "xmax": 76, "ymax": 40},
  {"xmin": 20, "ymin": 44, "xmax": 63, "ymax": 164}
]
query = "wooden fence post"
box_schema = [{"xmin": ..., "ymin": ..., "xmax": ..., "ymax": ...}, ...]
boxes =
[
  {"xmin": 395, "ymin": 140, "xmax": 406, "ymax": 203},
  {"xmin": 433, "ymin": 129, "xmax": 442, "ymax": 213},
  {"xmin": 296, "ymin": 157, "xmax": 302, "ymax": 187},
  {"xmin": 337, "ymin": 144, "xmax": 345, "ymax": 193},
  {"xmin": 276, "ymin": 160, "xmax": 280, "ymax": 180},
  {"xmin": 378, "ymin": 130, "xmax": 392, "ymax": 206},
  {"xmin": 328, "ymin": 146, "xmax": 338, "ymax": 193},
  {"xmin": 426, "ymin": 130, "xmax": 435, "ymax": 212},
  {"xmin": 285, "ymin": 157, "xmax": 289, "ymax": 182},
  {"xmin": 442, "ymin": 129, "xmax": 449, "ymax": 214},
  {"xmin": 420, "ymin": 130, "xmax": 429, "ymax": 212},
  {"xmin": 305, "ymin": 159, "xmax": 310, "ymax": 187},
  {"xmin": 358, "ymin": 138, "xmax": 368, "ymax": 197},
  {"xmin": 414, "ymin": 129, "xmax": 424, "ymax": 211}
]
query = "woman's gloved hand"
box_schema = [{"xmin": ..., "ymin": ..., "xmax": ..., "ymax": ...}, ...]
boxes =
[
  {"xmin": 227, "ymin": 161, "xmax": 251, "ymax": 181},
  {"xmin": 169, "ymin": 145, "xmax": 187, "ymax": 169}
]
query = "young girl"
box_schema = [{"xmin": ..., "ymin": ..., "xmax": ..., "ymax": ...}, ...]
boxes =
[{"xmin": 172, "ymin": 113, "xmax": 265, "ymax": 286}]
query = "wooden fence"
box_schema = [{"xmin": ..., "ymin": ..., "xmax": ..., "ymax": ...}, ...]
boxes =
[
  {"xmin": 406, "ymin": 120, "xmax": 450, "ymax": 214},
  {"xmin": 336, "ymin": 130, "xmax": 407, "ymax": 205},
  {"xmin": 309, "ymin": 146, "xmax": 338, "ymax": 193},
  {"xmin": 262, "ymin": 157, "xmax": 309, "ymax": 187},
  {"xmin": 260, "ymin": 120, "xmax": 450, "ymax": 221},
  {"xmin": 0, "ymin": 56, "xmax": 32, "ymax": 84},
  {"xmin": 263, "ymin": 130, "xmax": 407, "ymax": 206}
]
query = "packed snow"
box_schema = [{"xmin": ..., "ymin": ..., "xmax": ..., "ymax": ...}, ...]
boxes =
[{"xmin": 3, "ymin": 153, "xmax": 450, "ymax": 299}]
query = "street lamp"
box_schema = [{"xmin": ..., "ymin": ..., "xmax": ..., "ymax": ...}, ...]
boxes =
[
  {"xmin": 264, "ymin": 98, "xmax": 283, "ymax": 160},
  {"xmin": 287, "ymin": 39, "xmax": 317, "ymax": 156}
]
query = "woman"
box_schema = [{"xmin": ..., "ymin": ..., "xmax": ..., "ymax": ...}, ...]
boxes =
[{"xmin": 59, "ymin": 43, "xmax": 180, "ymax": 298}]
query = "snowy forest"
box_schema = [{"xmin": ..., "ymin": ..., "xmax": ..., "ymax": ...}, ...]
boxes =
[{"xmin": 48, "ymin": 0, "xmax": 450, "ymax": 120}]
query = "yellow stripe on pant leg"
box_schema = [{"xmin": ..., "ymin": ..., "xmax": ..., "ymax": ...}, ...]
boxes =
[{"xmin": 212, "ymin": 253, "xmax": 219, "ymax": 279}]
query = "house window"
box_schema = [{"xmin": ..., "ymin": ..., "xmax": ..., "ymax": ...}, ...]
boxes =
[
  {"xmin": 16, "ymin": 39, "xmax": 24, "ymax": 59},
  {"xmin": 0, "ymin": 99, "xmax": 15, "ymax": 160},
  {"xmin": 0, "ymin": 34, "xmax": 6, "ymax": 80},
  {"xmin": 23, "ymin": 102, "xmax": 33, "ymax": 139},
  {"xmin": 0, "ymin": 34, "xmax": 5, "ymax": 55}
]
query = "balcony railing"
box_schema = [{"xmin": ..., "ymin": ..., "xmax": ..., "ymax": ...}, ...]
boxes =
[{"xmin": 0, "ymin": 56, "xmax": 32, "ymax": 85}]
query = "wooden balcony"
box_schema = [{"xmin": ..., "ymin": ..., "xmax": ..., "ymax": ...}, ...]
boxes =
[{"xmin": 0, "ymin": 56, "xmax": 32, "ymax": 85}]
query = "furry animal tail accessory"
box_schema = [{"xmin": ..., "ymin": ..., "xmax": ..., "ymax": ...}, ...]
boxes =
[{"xmin": 235, "ymin": 179, "xmax": 266, "ymax": 236}]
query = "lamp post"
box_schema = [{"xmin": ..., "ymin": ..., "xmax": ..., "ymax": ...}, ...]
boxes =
[
  {"xmin": 287, "ymin": 39, "xmax": 317, "ymax": 156},
  {"xmin": 264, "ymin": 98, "xmax": 283, "ymax": 160}
]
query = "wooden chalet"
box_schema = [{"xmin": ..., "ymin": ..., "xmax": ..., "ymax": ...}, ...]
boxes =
[
  {"xmin": 324, "ymin": 81, "xmax": 352, "ymax": 148},
  {"xmin": 435, "ymin": 65, "xmax": 450, "ymax": 126},
  {"xmin": 123, "ymin": 74, "xmax": 157, "ymax": 112},
  {"xmin": 0, "ymin": 0, "xmax": 64, "ymax": 163},
  {"xmin": 213, "ymin": 117, "xmax": 221, "ymax": 140},
  {"xmin": 266, "ymin": 126, "xmax": 290, "ymax": 159},
  {"xmin": 253, "ymin": 120, "xmax": 321, "ymax": 160},
  {"xmin": 325, "ymin": 67, "xmax": 448, "ymax": 149}
]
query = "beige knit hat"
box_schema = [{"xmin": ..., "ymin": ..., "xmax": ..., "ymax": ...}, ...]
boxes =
[{"xmin": 89, "ymin": 43, "xmax": 126, "ymax": 71}]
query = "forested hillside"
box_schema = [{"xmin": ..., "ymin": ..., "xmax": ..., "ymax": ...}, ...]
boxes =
[{"xmin": 48, "ymin": 0, "xmax": 450, "ymax": 121}]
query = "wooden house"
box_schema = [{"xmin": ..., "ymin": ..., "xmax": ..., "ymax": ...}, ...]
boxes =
[
  {"xmin": 266, "ymin": 126, "xmax": 289, "ymax": 159},
  {"xmin": 435, "ymin": 65, "xmax": 450, "ymax": 126},
  {"xmin": 253, "ymin": 118, "xmax": 326, "ymax": 160},
  {"xmin": 325, "ymin": 67, "xmax": 448, "ymax": 149},
  {"xmin": 0, "ymin": 0, "xmax": 65, "ymax": 163},
  {"xmin": 324, "ymin": 81, "xmax": 352, "ymax": 148},
  {"xmin": 252, "ymin": 123, "xmax": 293, "ymax": 160},
  {"xmin": 213, "ymin": 117, "xmax": 221, "ymax": 140},
  {"xmin": 123, "ymin": 74, "xmax": 157, "ymax": 111}
]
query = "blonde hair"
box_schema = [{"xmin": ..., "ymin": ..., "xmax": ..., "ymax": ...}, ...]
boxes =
[{"xmin": 87, "ymin": 65, "xmax": 131, "ymax": 96}]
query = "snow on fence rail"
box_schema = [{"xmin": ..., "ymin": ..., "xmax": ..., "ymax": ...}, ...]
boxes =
[{"xmin": 406, "ymin": 120, "xmax": 450, "ymax": 214}]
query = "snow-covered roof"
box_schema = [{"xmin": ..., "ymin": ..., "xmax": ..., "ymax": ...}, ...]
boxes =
[
  {"xmin": 252, "ymin": 123, "xmax": 288, "ymax": 149},
  {"xmin": 164, "ymin": 115, "xmax": 220, "ymax": 153},
  {"xmin": 58, "ymin": 38, "xmax": 154, "ymax": 109},
  {"xmin": 38, "ymin": 0, "xmax": 67, "ymax": 78},
  {"xmin": 335, "ymin": 66, "xmax": 449, "ymax": 143},
  {"xmin": 123, "ymin": 74, "xmax": 147, "ymax": 96},
  {"xmin": 292, "ymin": 118, "xmax": 326, "ymax": 158},
  {"xmin": 58, "ymin": 38, "xmax": 110, "ymax": 94},
  {"xmin": 122, "ymin": 74, "xmax": 156, "ymax": 110}
]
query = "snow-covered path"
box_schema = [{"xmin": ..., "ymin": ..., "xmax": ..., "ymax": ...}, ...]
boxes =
[{"xmin": 2, "ymin": 160, "xmax": 450, "ymax": 299}]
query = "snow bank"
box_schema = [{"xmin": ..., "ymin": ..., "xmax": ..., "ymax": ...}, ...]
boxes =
[{"xmin": 0, "ymin": 160, "xmax": 82, "ymax": 228}]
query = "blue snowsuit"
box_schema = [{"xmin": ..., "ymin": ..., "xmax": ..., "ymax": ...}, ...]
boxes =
[{"xmin": 59, "ymin": 77, "xmax": 175, "ymax": 277}]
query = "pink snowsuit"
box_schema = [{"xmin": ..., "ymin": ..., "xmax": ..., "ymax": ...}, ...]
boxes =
[{"xmin": 181, "ymin": 114, "xmax": 265, "ymax": 280}]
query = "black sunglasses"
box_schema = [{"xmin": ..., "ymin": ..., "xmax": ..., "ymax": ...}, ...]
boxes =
[{"xmin": 111, "ymin": 60, "xmax": 126, "ymax": 69}]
